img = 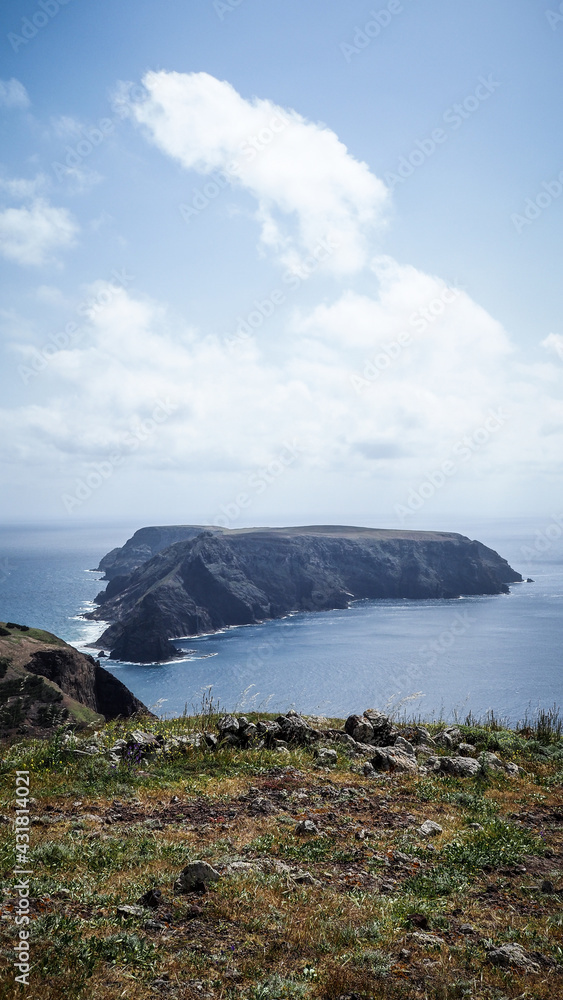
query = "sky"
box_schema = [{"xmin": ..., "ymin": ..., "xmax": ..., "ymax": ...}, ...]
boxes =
[{"xmin": 0, "ymin": 0, "xmax": 562, "ymax": 532}]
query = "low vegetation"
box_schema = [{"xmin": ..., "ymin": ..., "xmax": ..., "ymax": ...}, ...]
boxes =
[{"xmin": 0, "ymin": 706, "xmax": 562, "ymax": 999}]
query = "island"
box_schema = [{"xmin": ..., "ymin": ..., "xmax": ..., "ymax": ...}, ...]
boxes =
[{"xmin": 87, "ymin": 525, "xmax": 522, "ymax": 663}]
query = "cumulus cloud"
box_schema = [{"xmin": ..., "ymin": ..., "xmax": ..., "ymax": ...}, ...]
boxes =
[
  {"xmin": 0, "ymin": 174, "xmax": 47, "ymax": 199},
  {"xmin": 0, "ymin": 78, "xmax": 30, "ymax": 110},
  {"xmin": 0, "ymin": 198, "xmax": 78, "ymax": 266},
  {"xmin": 125, "ymin": 70, "xmax": 388, "ymax": 274},
  {"xmin": 542, "ymin": 332, "xmax": 563, "ymax": 362},
  {"xmin": 3, "ymin": 269, "xmax": 561, "ymax": 494}
]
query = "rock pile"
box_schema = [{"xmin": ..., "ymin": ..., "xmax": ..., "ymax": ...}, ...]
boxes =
[{"xmin": 62, "ymin": 708, "xmax": 523, "ymax": 781}]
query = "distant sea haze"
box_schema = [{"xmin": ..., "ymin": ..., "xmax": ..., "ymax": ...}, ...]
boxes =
[{"xmin": 0, "ymin": 518, "xmax": 561, "ymax": 724}]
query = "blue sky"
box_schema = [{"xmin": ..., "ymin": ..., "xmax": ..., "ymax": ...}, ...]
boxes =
[{"xmin": 0, "ymin": 0, "xmax": 562, "ymax": 528}]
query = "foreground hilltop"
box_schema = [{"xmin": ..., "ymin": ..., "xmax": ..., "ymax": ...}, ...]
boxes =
[
  {"xmin": 1, "ymin": 704, "xmax": 561, "ymax": 999},
  {"xmin": 0, "ymin": 622, "xmax": 151, "ymax": 738},
  {"xmin": 88, "ymin": 525, "xmax": 522, "ymax": 663}
]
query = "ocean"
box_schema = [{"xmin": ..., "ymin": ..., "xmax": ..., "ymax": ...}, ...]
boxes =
[{"xmin": 0, "ymin": 518, "xmax": 561, "ymax": 724}]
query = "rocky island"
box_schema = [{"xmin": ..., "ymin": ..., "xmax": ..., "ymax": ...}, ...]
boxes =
[{"xmin": 87, "ymin": 525, "xmax": 522, "ymax": 663}]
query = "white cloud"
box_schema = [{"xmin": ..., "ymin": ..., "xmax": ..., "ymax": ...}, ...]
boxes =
[
  {"xmin": 0, "ymin": 174, "xmax": 47, "ymax": 199},
  {"xmin": 126, "ymin": 70, "xmax": 388, "ymax": 274},
  {"xmin": 3, "ymin": 270, "xmax": 562, "ymax": 493},
  {"xmin": 542, "ymin": 332, "xmax": 563, "ymax": 362},
  {"xmin": 0, "ymin": 198, "xmax": 78, "ymax": 267},
  {"xmin": 0, "ymin": 78, "xmax": 30, "ymax": 110}
]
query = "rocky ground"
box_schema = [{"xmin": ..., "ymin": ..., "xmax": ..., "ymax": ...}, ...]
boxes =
[{"xmin": 0, "ymin": 707, "xmax": 562, "ymax": 1000}]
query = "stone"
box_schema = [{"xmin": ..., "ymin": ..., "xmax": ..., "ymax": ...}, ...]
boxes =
[
  {"xmin": 292, "ymin": 870, "xmax": 321, "ymax": 886},
  {"xmin": 426, "ymin": 755, "xmax": 482, "ymax": 777},
  {"xmin": 418, "ymin": 820, "xmax": 443, "ymax": 838},
  {"xmin": 144, "ymin": 920, "xmax": 165, "ymax": 931},
  {"xmin": 117, "ymin": 904, "xmax": 145, "ymax": 918},
  {"xmin": 394, "ymin": 736, "xmax": 415, "ymax": 756},
  {"xmin": 362, "ymin": 762, "xmax": 376, "ymax": 777},
  {"xmin": 370, "ymin": 747, "xmax": 418, "ymax": 774},
  {"xmin": 408, "ymin": 931, "xmax": 445, "ymax": 948},
  {"xmin": 130, "ymin": 730, "xmax": 160, "ymax": 750},
  {"xmin": 137, "ymin": 888, "xmax": 162, "ymax": 908},
  {"xmin": 295, "ymin": 819, "xmax": 318, "ymax": 835},
  {"xmin": 344, "ymin": 714, "xmax": 375, "ymax": 744},
  {"xmin": 459, "ymin": 924, "xmax": 476, "ymax": 934},
  {"xmin": 414, "ymin": 726, "xmax": 436, "ymax": 747},
  {"xmin": 458, "ymin": 743, "xmax": 477, "ymax": 756},
  {"xmin": 487, "ymin": 943, "xmax": 541, "ymax": 972},
  {"xmin": 174, "ymin": 861, "xmax": 221, "ymax": 894},
  {"xmin": 217, "ymin": 714, "xmax": 239, "ymax": 735},
  {"xmin": 315, "ymin": 747, "xmax": 337, "ymax": 766},
  {"xmin": 363, "ymin": 709, "xmax": 396, "ymax": 745},
  {"xmin": 434, "ymin": 731, "xmax": 454, "ymax": 749}
]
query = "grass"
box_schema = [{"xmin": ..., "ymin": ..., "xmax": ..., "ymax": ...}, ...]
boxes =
[{"xmin": 0, "ymin": 710, "xmax": 562, "ymax": 1000}]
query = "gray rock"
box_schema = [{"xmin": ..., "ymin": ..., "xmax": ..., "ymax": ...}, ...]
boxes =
[
  {"xmin": 426, "ymin": 755, "xmax": 482, "ymax": 777},
  {"xmin": 292, "ymin": 870, "xmax": 320, "ymax": 886},
  {"xmin": 295, "ymin": 819, "xmax": 318, "ymax": 835},
  {"xmin": 418, "ymin": 820, "xmax": 443, "ymax": 838},
  {"xmin": 117, "ymin": 904, "xmax": 145, "ymax": 917},
  {"xmin": 363, "ymin": 761, "xmax": 376, "ymax": 776},
  {"xmin": 344, "ymin": 714, "xmax": 375, "ymax": 744},
  {"xmin": 130, "ymin": 730, "xmax": 160, "ymax": 750},
  {"xmin": 457, "ymin": 743, "xmax": 477, "ymax": 756},
  {"xmin": 218, "ymin": 714, "xmax": 239, "ymax": 734},
  {"xmin": 371, "ymin": 747, "xmax": 418, "ymax": 774},
  {"xmin": 315, "ymin": 747, "xmax": 337, "ymax": 766},
  {"xmin": 408, "ymin": 931, "xmax": 445, "ymax": 948},
  {"xmin": 394, "ymin": 736, "xmax": 415, "ymax": 756},
  {"xmin": 459, "ymin": 924, "xmax": 476, "ymax": 934},
  {"xmin": 174, "ymin": 860, "xmax": 221, "ymax": 894},
  {"xmin": 363, "ymin": 709, "xmax": 396, "ymax": 745},
  {"xmin": 414, "ymin": 726, "xmax": 437, "ymax": 747},
  {"xmin": 487, "ymin": 943, "xmax": 541, "ymax": 971}
]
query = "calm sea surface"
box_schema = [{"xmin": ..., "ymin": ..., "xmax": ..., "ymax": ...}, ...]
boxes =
[{"xmin": 0, "ymin": 518, "xmax": 561, "ymax": 724}]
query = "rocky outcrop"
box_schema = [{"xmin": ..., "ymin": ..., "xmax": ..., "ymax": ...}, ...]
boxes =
[
  {"xmin": 88, "ymin": 525, "xmax": 522, "ymax": 663},
  {"xmin": 0, "ymin": 622, "xmax": 151, "ymax": 737},
  {"xmin": 96, "ymin": 525, "xmax": 219, "ymax": 584}
]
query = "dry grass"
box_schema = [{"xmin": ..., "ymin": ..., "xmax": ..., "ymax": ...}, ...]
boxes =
[{"xmin": 0, "ymin": 713, "xmax": 562, "ymax": 999}]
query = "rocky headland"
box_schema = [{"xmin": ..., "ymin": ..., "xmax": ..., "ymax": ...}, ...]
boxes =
[
  {"xmin": 0, "ymin": 621, "xmax": 151, "ymax": 738},
  {"xmin": 88, "ymin": 524, "xmax": 522, "ymax": 663}
]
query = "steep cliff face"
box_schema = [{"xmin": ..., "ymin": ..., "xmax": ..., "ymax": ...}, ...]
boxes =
[
  {"xmin": 0, "ymin": 622, "xmax": 151, "ymax": 737},
  {"xmin": 88, "ymin": 525, "xmax": 522, "ymax": 664},
  {"xmin": 96, "ymin": 525, "xmax": 217, "ymax": 583}
]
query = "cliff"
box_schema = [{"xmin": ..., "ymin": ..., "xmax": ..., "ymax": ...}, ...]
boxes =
[
  {"xmin": 0, "ymin": 622, "xmax": 152, "ymax": 738},
  {"xmin": 87, "ymin": 525, "xmax": 522, "ymax": 664}
]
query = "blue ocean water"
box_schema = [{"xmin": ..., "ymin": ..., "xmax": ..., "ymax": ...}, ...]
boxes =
[{"xmin": 0, "ymin": 518, "xmax": 561, "ymax": 723}]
